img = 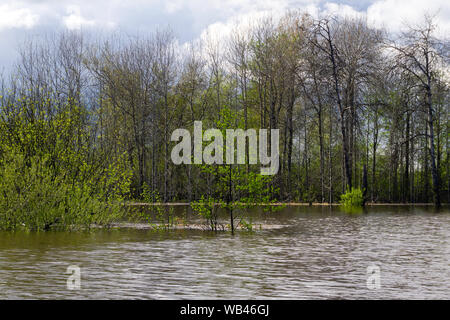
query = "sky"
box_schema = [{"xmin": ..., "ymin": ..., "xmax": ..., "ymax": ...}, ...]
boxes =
[{"xmin": 0, "ymin": 0, "xmax": 448, "ymax": 70}]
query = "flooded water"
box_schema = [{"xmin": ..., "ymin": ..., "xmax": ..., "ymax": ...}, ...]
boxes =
[{"xmin": 0, "ymin": 206, "xmax": 449, "ymax": 299}]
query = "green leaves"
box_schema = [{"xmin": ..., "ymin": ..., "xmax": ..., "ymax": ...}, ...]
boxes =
[
  {"xmin": 340, "ymin": 187, "xmax": 364, "ymax": 210},
  {"xmin": 189, "ymin": 106, "xmax": 282, "ymax": 232},
  {"xmin": 0, "ymin": 97, "xmax": 131, "ymax": 231}
]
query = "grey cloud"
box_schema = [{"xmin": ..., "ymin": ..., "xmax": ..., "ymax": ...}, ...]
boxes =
[{"xmin": 0, "ymin": 0, "xmax": 448, "ymax": 69}]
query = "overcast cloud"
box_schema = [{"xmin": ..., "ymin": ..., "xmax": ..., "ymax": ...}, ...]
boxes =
[{"xmin": 0, "ymin": 0, "xmax": 448, "ymax": 69}]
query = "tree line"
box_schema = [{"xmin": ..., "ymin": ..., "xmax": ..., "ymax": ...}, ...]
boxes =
[{"xmin": 0, "ymin": 11, "xmax": 448, "ymax": 208}]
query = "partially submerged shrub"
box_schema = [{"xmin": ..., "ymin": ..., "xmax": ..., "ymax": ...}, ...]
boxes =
[
  {"xmin": 340, "ymin": 187, "xmax": 364, "ymax": 208},
  {"xmin": 0, "ymin": 150, "xmax": 129, "ymax": 231},
  {"xmin": 0, "ymin": 98, "xmax": 131, "ymax": 231},
  {"xmin": 139, "ymin": 184, "xmax": 175, "ymax": 231},
  {"xmin": 191, "ymin": 196, "xmax": 222, "ymax": 231}
]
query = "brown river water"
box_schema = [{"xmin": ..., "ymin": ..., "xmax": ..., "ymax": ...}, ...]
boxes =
[{"xmin": 0, "ymin": 205, "xmax": 449, "ymax": 299}]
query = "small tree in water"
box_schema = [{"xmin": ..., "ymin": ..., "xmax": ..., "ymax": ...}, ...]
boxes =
[{"xmin": 191, "ymin": 107, "xmax": 282, "ymax": 234}]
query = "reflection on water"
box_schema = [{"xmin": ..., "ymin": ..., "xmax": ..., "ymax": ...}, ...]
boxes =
[{"xmin": 0, "ymin": 206, "xmax": 449, "ymax": 299}]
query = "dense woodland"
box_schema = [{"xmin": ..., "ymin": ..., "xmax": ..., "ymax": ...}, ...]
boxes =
[{"xmin": 0, "ymin": 11, "xmax": 449, "ymax": 212}]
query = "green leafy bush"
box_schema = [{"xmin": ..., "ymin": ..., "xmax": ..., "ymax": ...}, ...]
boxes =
[
  {"xmin": 191, "ymin": 196, "xmax": 222, "ymax": 231},
  {"xmin": 340, "ymin": 188, "xmax": 364, "ymax": 208},
  {"xmin": 0, "ymin": 150, "xmax": 128, "ymax": 231},
  {"xmin": 0, "ymin": 97, "xmax": 131, "ymax": 231}
]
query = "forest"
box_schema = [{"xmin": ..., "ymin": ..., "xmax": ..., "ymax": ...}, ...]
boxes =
[{"xmin": 0, "ymin": 11, "xmax": 448, "ymax": 230}]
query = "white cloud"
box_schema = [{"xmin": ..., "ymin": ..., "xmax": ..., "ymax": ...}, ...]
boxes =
[
  {"xmin": 199, "ymin": 10, "xmax": 280, "ymax": 44},
  {"xmin": 63, "ymin": 5, "xmax": 96, "ymax": 30},
  {"xmin": 197, "ymin": 0, "xmax": 299, "ymax": 46},
  {"xmin": 367, "ymin": 0, "xmax": 450, "ymax": 35},
  {"xmin": 195, "ymin": 0, "xmax": 450, "ymax": 48},
  {"xmin": 323, "ymin": 2, "xmax": 365, "ymax": 19},
  {"xmin": 165, "ymin": 0, "xmax": 185, "ymax": 14},
  {"xmin": 0, "ymin": 3, "xmax": 39, "ymax": 30}
]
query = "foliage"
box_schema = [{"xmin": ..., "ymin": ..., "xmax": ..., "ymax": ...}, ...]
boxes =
[
  {"xmin": 140, "ymin": 183, "xmax": 175, "ymax": 231},
  {"xmin": 0, "ymin": 97, "xmax": 131, "ymax": 231},
  {"xmin": 191, "ymin": 107, "xmax": 284, "ymax": 233},
  {"xmin": 0, "ymin": 12, "xmax": 448, "ymax": 223},
  {"xmin": 191, "ymin": 196, "xmax": 222, "ymax": 231},
  {"xmin": 340, "ymin": 188, "xmax": 364, "ymax": 208}
]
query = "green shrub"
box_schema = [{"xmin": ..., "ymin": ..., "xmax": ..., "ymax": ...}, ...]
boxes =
[
  {"xmin": 340, "ymin": 187, "xmax": 364, "ymax": 208},
  {"xmin": 0, "ymin": 98, "xmax": 131, "ymax": 231},
  {"xmin": 191, "ymin": 196, "xmax": 221, "ymax": 231},
  {"xmin": 0, "ymin": 150, "xmax": 128, "ymax": 231}
]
